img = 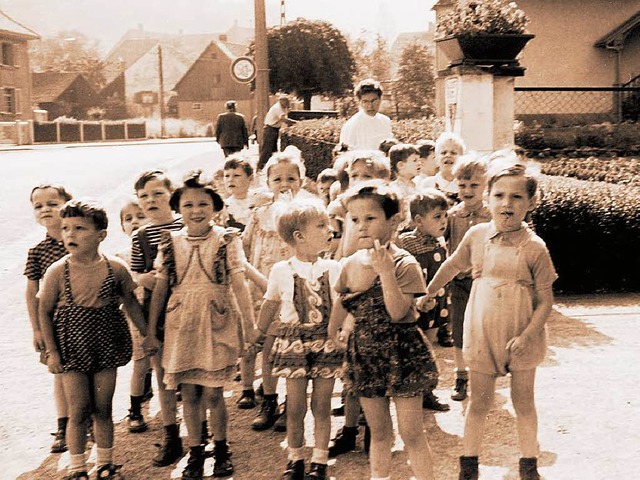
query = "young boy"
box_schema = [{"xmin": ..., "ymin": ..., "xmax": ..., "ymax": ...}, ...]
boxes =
[
  {"xmin": 397, "ymin": 189, "xmax": 452, "ymax": 410},
  {"xmin": 446, "ymin": 155, "xmax": 491, "ymax": 401},
  {"xmin": 421, "ymin": 132, "xmax": 466, "ymax": 206},
  {"xmin": 24, "ymin": 184, "xmax": 73, "ymax": 453},
  {"xmin": 116, "ymin": 199, "xmax": 152, "ymax": 433},
  {"xmin": 389, "ymin": 143, "xmax": 421, "ymax": 232},
  {"xmin": 415, "ymin": 139, "xmax": 437, "ymax": 184},
  {"xmin": 223, "ymin": 156, "xmax": 256, "ymax": 231},
  {"xmin": 130, "ymin": 170, "xmax": 185, "ymax": 467},
  {"xmin": 316, "ymin": 168, "xmax": 338, "ymax": 206}
]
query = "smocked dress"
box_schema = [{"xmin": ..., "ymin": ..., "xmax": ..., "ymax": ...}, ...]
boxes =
[
  {"xmin": 337, "ymin": 248, "xmax": 439, "ymax": 398},
  {"xmin": 53, "ymin": 258, "xmax": 132, "ymax": 373},
  {"xmin": 448, "ymin": 222, "xmax": 557, "ymax": 376},
  {"xmin": 269, "ymin": 258, "xmax": 344, "ymax": 379},
  {"xmin": 159, "ymin": 226, "xmax": 244, "ymax": 390}
]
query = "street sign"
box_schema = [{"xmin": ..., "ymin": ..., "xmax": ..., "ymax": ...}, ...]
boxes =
[{"xmin": 230, "ymin": 56, "xmax": 257, "ymax": 83}]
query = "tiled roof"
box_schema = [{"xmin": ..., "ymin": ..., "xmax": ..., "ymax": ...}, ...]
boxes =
[
  {"xmin": 594, "ymin": 11, "xmax": 640, "ymax": 48},
  {"xmin": 32, "ymin": 72, "xmax": 82, "ymax": 103}
]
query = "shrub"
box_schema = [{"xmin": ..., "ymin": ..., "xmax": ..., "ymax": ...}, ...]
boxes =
[
  {"xmin": 533, "ymin": 175, "xmax": 640, "ymax": 293},
  {"xmin": 539, "ymin": 156, "xmax": 640, "ymax": 186},
  {"xmin": 281, "ymin": 116, "xmax": 445, "ymax": 179}
]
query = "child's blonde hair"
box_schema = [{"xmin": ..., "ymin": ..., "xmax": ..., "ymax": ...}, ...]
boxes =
[
  {"xmin": 409, "ymin": 188, "xmax": 449, "ymax": 218},
  {"xmin": 435, "ymin": 132, "xmax": 466, "ymax": 155},
  {"xmin": 453, "ymin": 153, "xmax": 488, "ymax": 180},
  {"xmin": 345, "ymin": 150, "xmax": 391, "ymax": 181},
  {"xmin": 30, "ymin": 183, "xmax": 73, "ymax": 203},
  {"xmin": 263, "ymin": 152, "xmax": 306, "ymax": 180},
  {"xmin": 276, "ymin": 198, "xmax": 327, "ymax": 246},
  {"xmin": 119, "ymin": 197, "xmax": 143, "ymax": 228},
  {"xmin": 487, "ymin": 150, "xmax": 541, "ymax": 200}
]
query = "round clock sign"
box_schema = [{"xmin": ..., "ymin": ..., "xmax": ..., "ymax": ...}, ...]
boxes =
[{"xmin": 230, "ymin": 56, "xmax": 256, "ymax": 83}]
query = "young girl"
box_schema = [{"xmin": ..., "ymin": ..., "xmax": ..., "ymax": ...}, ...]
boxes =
[
  {"xmin": 115, "ymin": 198, "xmax": 151, "ymax": 433},
  {"xmin": 254, "ymin": 200, "xmax": 343, "ymax": 480},
  {"xmin": 24, "ymin": 184, "xmax": 73, "ymax": 453},
  {"xmin": 421, "ymin": 132, "xmax": 465, "ymax": 205},
  {"xmin": 328, "ymin": 181, "xmax": 437, "ymax": 480},
  {"xmin": 39, "ymin": 200, "xmax": 147, "ymax": 480},
  {"xmin": 148, "ymin": 171, "xmax": 257, "ymax": 479},
  {"xmin": 421, "ymin": 157, "xmax": 556, "ymax": 480},
  {"xmin": 242, "ymin": 152, "xmax": 303, "ymax": 431}
]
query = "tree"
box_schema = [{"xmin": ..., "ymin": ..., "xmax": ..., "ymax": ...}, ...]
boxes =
[
  {"xmin": 29, "ymin": 31, "xmax": 106, "ymax": 91},
  {"xmin": 262, "ymin": 19, "xmax": 355, "ymax": 110},
  {"xmin": 351, "ymin": 32, "xmax": 392, "ymax": 83},
  {"xmin": 394, "ymin": 43, "xmax": 435, "ymax": 119}
]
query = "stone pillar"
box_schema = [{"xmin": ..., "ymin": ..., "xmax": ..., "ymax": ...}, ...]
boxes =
[{"xmin": 442, "ymin": 65, "xmax": 517, "ymax": 153}]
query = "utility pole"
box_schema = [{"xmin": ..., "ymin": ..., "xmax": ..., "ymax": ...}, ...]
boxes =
[
  {"xmin": 254, "ymin": 0, "xmax": 269, "ymax": 147},
  {"xmin": 157, "ymin": 44, "xmax": 166, "ymax": 138},
  {"xmin": 280, "ymin": 0, "xmax": 286, "ymax": 25}
]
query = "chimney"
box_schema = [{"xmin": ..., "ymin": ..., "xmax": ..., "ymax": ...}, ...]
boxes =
[{"xmin": 218, "ymin": 34, "xmax": 228, "ymax": 42}]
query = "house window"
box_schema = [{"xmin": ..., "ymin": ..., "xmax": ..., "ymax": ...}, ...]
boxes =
[
  {"xmin": 2, "ymin": 88, "xmax": 18, "ymax": 113},
  {"xmin": 212, "ymin": 74, "xmax": 222, "ymax": 86},
  {"xmin": 192, "ymin": 103, "xmax": 202, "ymax": 110},
  {"xmin": 1, "ymin": 43, "xmax": 14, "ymax": 66}
]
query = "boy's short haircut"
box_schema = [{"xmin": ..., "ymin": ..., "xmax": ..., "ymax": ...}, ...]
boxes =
[
  {"xmin": 435, "ymin": 132, "xmax": 466, "ymax": 155},
  {"xmin": 224, "ymin": 156, "xmax": 254, "ymax": 177},
  {"xmin": 389, "ymin": 143, "xmax": 420, "ymax": 173},
  {"xmin": 119, "ymin": 197, "xmax": 142, "ymax": 226},
  {"xmin": 379, "ymin": 138, "xmax": 399, "ymax": 155},
  {"xmin": 134, "ymin": 169, "xmax": 173, "ymax": 193},
  {"xmin": 416, "ymin": 139, "xmax": 436, "ymax": 158},
  {"xmin": 60, "ymin": 199, "xmax": 109, "ymax": 230},
  {"xmin": 354, "ymin": 78, "xmax": 383, "ymax": 99},
  {"xmin": 409, "ymin": 188, "xmax": 449, "ymax": 218},
  {"xmin": 276, "ymin": 199, "xmax": 327, "ymax": 246},
  {"xmin": 487, "ymin": 152, "xmax": 540, "ymax": 200},
  {"xmin": 341, "ymin": 180, "xmax": 400, "ymax": 219},
  {"xmin": 453, "ymin": 154, "xmax": 488, "ymax": 180},
  {"xmin": 170, "ymin": 170, "xmax": 224, "ymax": 213},
  {"xmin": 30, "ymin": 183, "xmax": 73, "ymax": 203},
  {"xmin": 317, "ymin": 168, "xmax": 338, "ymax": 184},
  {"xmin": 263, "ymin": 152, "xmax": 306, "ymax": 180}
]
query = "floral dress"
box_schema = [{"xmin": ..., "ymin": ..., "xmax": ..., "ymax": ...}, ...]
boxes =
[{"xmin": 159, "ymin": 226, "xmax": 244, "ymax": 390}]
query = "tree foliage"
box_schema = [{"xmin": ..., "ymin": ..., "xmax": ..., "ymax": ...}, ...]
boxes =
[
  {"xmin": 350, "ymin": 32, "xmax": 392, "ymax": 83},
  {"xmin": 263, "ymin": 19, "xmax": 355, "ymax": 109},
  {"xmin": 394, "ymin": 43, "xmax": 435, "ymax": 118},
  {"xmin": 29, "ymin": 30, "xmax": 106, "ymax": 91}
]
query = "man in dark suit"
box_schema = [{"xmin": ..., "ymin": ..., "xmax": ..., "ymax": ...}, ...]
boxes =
[{"xmin": 215, "ymin": 100, "xmax": 249, "ymax": 157}]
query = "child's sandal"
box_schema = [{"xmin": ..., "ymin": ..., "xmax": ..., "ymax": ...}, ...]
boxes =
[{"xmin": 96, "ymin": 464, "xmax": 122, "ymax": 479}]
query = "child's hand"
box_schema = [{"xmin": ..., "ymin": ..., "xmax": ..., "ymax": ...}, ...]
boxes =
[
  {"xmin": 46, "ymin": 350, "xmax": 63, "ymax": 374},
  {"xmin": 417, "ymin": 295, "xmax": 437, "ymax": 312},
  {"xmin": 143, "ymin": 335, "xmax": 160, "ymax": 356},
  {"xmin": 32, "ymin": 330, "xmax": 45, "ymax": 353},
  {"xmin": 137, "ymin": 272, "xmax": 157, "ymax": 291},
  {"xmin": 334, "ymin": 329, "xmax": 350, "ymax": 351},
  {"xmin": 370, "ymin": 239, "xmax": 394, "ymax": 275},
  {"xmin": 506, "ymin": 335, "xmax": 529, "ymax": 357},
  {"xmin": 246, "ymin": 327, "xmax": 264, "ymax": 347}
]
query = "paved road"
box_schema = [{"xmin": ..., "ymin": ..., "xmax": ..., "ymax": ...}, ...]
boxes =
[{"xmin": 0, "ymin": 140, "xmax": 229, "ymax": 478}]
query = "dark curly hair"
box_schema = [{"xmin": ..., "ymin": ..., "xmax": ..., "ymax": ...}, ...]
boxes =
[{"xmin": 169, "ymin": 170, "xmax": 224, "ymax": 212}]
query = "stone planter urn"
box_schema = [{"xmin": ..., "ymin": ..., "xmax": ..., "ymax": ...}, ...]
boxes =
[{"xmin": 436, "ymin": 33, "xmax": 534, "ymax": 66}]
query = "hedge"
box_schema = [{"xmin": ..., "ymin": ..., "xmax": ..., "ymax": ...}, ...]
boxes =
[
  {"xmin": 534, "ymin": 175, "xmax": 640, "ymax": 293},
  {"xmin": 540, "ymin": 156, "xmax": 640, "ymax": 186}
]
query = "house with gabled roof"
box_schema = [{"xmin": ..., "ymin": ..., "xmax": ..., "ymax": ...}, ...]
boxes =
[
  {"xmin": 32, "ymin": 72, "xmax": 98, "ymax": 120},
  {"xmin": 173, "ymin": 40, "xmax": 254, "ymax": 123},
  {"xmin": 0, "ymin": 9, "xmax": 39, "ymax": 122}
]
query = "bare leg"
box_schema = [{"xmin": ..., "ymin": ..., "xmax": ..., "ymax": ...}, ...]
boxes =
[
  {"xmin": 511, "ymin": 369, "xmax": 539, "ymax": 458},
  {"xmin": 60, "ymin": 372, "xmax": 92, "ymax": 455},
  {"xmin": 310, "ymin": 378, "xmax": 335, "ymax": 450},
  {"xmin": 261, "ymin": 335, "xmax": 278, "ymax": 395},
  {"xmin": 359, "ymin": 397, "xmax": 393, "ymax": 479},
  {"xmin": 205, "ymin": 387, "xmax": 228, "ymax": 440},
  {"xmin": 54, "ymin": 374, "xmax": 68, "ymax": 417},
  {"xmin": 395, "ymin": 396, "xmax": 434, "ymax": 480},
  {"xmin": 181, "ymin": 384, "xmax": 203, "ymax": 447},
  {"xmin": 91, "ymin": 368, "xmax": 117, "ymax": 449},
  {"xmin": 343, "ymin": 392, "xmax": 361, "ymax": 428},
  {"xmin": 286, "ymin": 378, "xmax": 308, "ymax": 449},
  {"xmin": 463, "ymin": 371, "xmax": 497, "ymax": 456},
  {"xmin": 454, "ymin": 347, "xmax": 466, "ymax": 372},
  {"xmin": 240, "ymin": 349, "xmax": 257, "ymax": 391},
  {"xmin": 150, "ymin": 353, "xmax": 177, "ymax": 426},
  {"xmin": 130, "ymin": 357, "xmax": 149, "ymax": 397}
]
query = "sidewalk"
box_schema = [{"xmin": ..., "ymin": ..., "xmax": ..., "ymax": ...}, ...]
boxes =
[{"xmin": 0, "ymin": 136, "xmax": 217, "ymax": 152}]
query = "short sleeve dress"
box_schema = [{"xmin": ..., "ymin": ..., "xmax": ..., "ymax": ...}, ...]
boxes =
[
  {"xmin": 158, "ymin": 226, "xmax": 245, "ymax": 390},
  {"xmin": 335, "ymin": 247, "xmax": 439, "ymax": 398},
  {"xmin": 448, "ymin": 222, "xmax": 558, "ymax": 376}
]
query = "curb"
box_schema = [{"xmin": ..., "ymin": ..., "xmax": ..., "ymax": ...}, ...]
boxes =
[{"xmin": 0, "ymin": 137, "xmax": 217, "ymax": 152}]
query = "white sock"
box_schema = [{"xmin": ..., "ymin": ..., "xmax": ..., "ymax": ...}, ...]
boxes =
[
  {"xmin": 287, "ymin": 446, "xmax": 305, "ymax": 462},
  {"xmin": 96, "ymin": 446, "xmax": 113, "ymax": 467},
  {"xmin": 69, "ymin": 453, "xmax": 87, "ymax": 473},
  {"xmin": 310, "ymin": 447, "xmax": 329, "ymax": 464}
]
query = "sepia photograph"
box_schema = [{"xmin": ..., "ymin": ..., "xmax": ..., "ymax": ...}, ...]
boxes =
[{"xmin": 0, "ymin": 1, "xmax": 639, "ymax": 479}]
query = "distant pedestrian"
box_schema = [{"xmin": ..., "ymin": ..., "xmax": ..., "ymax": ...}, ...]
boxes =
[
  {"xmin": 258, "ymin": 95, "xmax": 294, "ymax": 170},
  {"xmin": 339, "ymin": 79, "xmax": 393, "ymax": 151},
  {"xmin": 215, "ymin": 100, "xmax": 249, "ymax": 157}
]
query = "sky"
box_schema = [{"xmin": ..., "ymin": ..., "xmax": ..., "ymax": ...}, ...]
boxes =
[{"xmin": 1, "ymin": 0, "xmax": 436, "ymax": 53}]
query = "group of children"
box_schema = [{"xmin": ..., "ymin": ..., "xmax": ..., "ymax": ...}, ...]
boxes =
[{"xmin": 25, "ymin": 130, "xmax": 556, "ymax": 480}]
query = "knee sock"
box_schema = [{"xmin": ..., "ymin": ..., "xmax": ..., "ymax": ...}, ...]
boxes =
[
  {"xmin": 96, "ymin": 447, "xmax": 113, "ymax": 468},
  {"xmin": 130, "ymin": 395, "xmax": 143, "ymax": 416},
  {"xmin": 69, "ymin": 453, "xmax": 87, "ymax": 473},
  {"xmin": 288, "ymin": 446, "xmax": 305, "ymax": 462},
  {"xmin": 311, "ymin": 448, "xmax": 329, "ymax": 465}
]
